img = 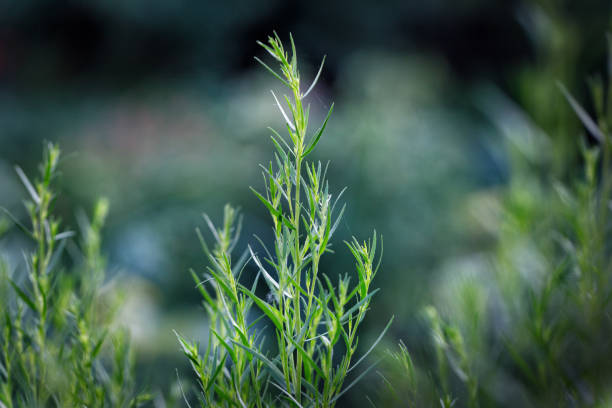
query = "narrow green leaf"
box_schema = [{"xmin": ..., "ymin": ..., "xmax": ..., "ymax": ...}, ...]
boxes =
[
  {"xmin": 270, "ymin": 381, "xmax": 304, "ymax": 408},
  {"xmin": 9, "ymin": 279, "xmax": 37, "ymax": 311},
  {"xmin": 270, "ymin": 135, "xmax": 288, "ymax": 163},
  {"xmin": 285, "ymin": 307, "xmax": 316, "ymax": 356},
  {"xmin": 91, "ymin": 329, "xmax": 108, "ymax": 359},
  {"xmin": 0, "ymin": 206, "xmax": 33, "ymax": 239},
  {"xmin": 14, "ymin": 166, "xmax": 40, "ymax": 205},
  {"xmin": 340, "ymin": 289, "xmax": 380, "ymax": 323},
  {"xmin": 250, "ymin": 187, "xmax": 296, "ymax": 231},
  {"xmin": 347, "ymin": 316, "xmax": 394, "ymax": 373},
  {"xmin": 250, "ymin": 187, "xmax": 279, "ymax": 217},
  {"xmin": 190, "ymin": 268, "xmax": 216, "ymax": 308},
  {"xmin": 330, "ymin": 358, "xmax": 382, "ymax": 403},
  {"xmin": 323, "ymin": 274, "xmax": 341, "ymax": 313},
  {"xmin": 231, "ymin": 340, "xmax": 286, "ymax": 388},
  {"xmin": 303, "ymin": 55, "xmax": 326, "ymax": 99},
  {"xmin": 46, "ymin": 238, "xmax": 67, "ymax": 275},
  {"xmin": 271, "ymin": 91, "xmax": 295, "ymax": 131},
  {"xmin": 269, "ymin": 127, "xmax": 293, "ymax": 153},
  {"xmin": 289, "ymin": 32, "xmax": 298, "ymax": 75},
  {"xmin": 558, "ymin": 82, "xmax": 605, "ymax": 142},
  {"xmin": 302, "ymin": 103, "xmax": 334, "ymax": 158},
  {"xmin": 206, "ymin": 266, "xmax": 238, "ymax": 304},
  {"xmin": 242, "ymin": 287, "xmax": 284, "ymax": 333},
  {"xmin": 211, "ymin": 329, "xmax": 237, "ymax": 364},
  {"xmin": 256, "ymin": 40, "xmax": 278, "ymax": 60},
  {"xmin": 202, "ymin": 213, "xmax": 221, "ymax": 244},
  {"xmin": 286, "ymin": 334, "xmax": 325, "ymax": 379},
  {"xmin": 254, "ymin": 57, "xmax": 290, "ymax": 87},
  {"xmin": 196, "ymin": 227, "xmax": 222, "ymax": 270},
  {"xmin": 206, "ymin": 353, "xmax": 228, "ymax": 392},
  {"xmin": 504, "ymin": 339, "xmax": 538, "ymax": 385},
  {"xmin": 248, "ymin": 246, "xmax": 283, "ymax": 295}
]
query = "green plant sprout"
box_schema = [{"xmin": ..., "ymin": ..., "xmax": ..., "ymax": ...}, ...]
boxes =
[{"xmin": 178, "ymin": 33, "xmax": 392, "ymax": 407}]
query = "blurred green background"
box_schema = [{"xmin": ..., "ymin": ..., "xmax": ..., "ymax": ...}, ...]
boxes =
[{"xmin": 1, "ymin": 0, "xmax": 611, "ymax": 405}]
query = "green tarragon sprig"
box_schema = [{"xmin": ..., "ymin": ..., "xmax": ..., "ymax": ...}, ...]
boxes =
[
  {"xmin": 181, "ymin": 33, "xmax": 392, "ymax": 407},
  {"xmin": 0, "ymin": 143, "xmax": 149, "ymax": 408}
]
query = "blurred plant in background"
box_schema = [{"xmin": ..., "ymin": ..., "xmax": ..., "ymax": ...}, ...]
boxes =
[
  {"xmin": 380, "ymin": 10, "xmax": 612, "ymax": 407},
  {"xmin": 0, "ymin": 144, "xmax": 149, "ymax": 407}
]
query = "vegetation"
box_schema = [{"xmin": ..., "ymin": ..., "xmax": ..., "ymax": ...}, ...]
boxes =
[
  {"xmin": 2, "ymin": 12, "xmax": 612, "ymax": 408},
  {"xmin": 175, "ymin": 33, "xmax": 390, "ymax": 407},
  {"xmin": 0, "ymin": 144, "xmax": 149, "ymax": 407},
  {"xmin": 381, "ymin": 36, "xmax": 612, "ymax": 408}
]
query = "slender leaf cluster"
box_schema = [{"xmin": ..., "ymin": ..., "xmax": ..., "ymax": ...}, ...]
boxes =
[
  {"xmin": 176, "ymin": 204, "xmax": 269, "ymax": 407},
  {"xmin": 181, "ymin": 33, "xmax": 390, "ymax": 407},
  {"xmin": 0, "ymin": 144, "xmax": 149, "ymax": 408}
]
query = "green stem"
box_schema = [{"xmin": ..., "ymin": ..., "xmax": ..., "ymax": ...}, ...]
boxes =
[{"xmin": 291, "ymin": 79, "xmax": 305, "ymax": 404}]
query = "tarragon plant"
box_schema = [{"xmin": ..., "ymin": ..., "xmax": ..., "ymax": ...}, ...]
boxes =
[
  {"xmin": 0, "ymin": 143, "xmax": 149, "ymax": 408},
  {"xmin": 392, "ymin": 35, "xmax": 612, "ymax": 408},
  {"xmin": 178, "ymin": 33, "xmax": 391, "ymax": 407}
]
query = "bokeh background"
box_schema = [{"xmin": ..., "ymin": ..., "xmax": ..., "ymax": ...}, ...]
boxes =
[{"xmin": 1, "ymin": 0, "xmax": 611, "ymax": 405}]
